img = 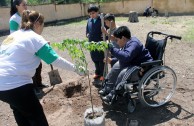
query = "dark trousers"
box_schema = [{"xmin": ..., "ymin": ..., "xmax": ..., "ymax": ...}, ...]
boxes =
[
  {"xmin": 93, "ymin": 60, "xmax": 104, "ymax": 76},
  {"xmin": 0, "ymin": 84, "xmax": 49, "ymax": 126},
  {"xmin": 32, "ymin": 62, "xmax": 42, "ymax": 87},
  {"xmin": 105, "ymin": 61, "xmax": 139, "ymax": 90}
]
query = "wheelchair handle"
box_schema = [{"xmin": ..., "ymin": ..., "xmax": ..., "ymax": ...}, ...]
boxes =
[
  {"xmin": 149, "ymin": 31, "xmax": 182, "ymax": 40},
  {"xmin": 167, "ymin": 35, "xmax": 182, "ymax": 40}
]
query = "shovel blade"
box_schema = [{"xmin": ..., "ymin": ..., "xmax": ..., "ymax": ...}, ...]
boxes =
[{"xmin": 48, "ymin": 69, "xmax": 62, "ymax": 86}]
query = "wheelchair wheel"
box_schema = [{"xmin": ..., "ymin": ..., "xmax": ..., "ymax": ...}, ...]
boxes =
[{"xmin": 138, "ymin": 66, "xmax": 177, "ymax": 107}]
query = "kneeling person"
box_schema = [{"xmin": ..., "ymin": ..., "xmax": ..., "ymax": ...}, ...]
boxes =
[{"xmin": 99, "ymin": 26, "xmax": 153, "ymax": 103}]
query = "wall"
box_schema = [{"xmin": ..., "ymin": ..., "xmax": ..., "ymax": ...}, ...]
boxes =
[
  {"xmin": 0, "ymin": 3, "xmax": 85, "ymax": 31},
  {"xmin": 0, "ymin": 7, "xmax": 10, "ymax": 31},
  {"xmin": 153, "ymin": 0, "xmax": 194, "ymax": 14},
  {"xmin": 0, "ymin": 0, "xmax": 194, "ymax": 31},
  {"xmin": 101, "ymin": 0, "xmax": 150, "ymax": 14}
]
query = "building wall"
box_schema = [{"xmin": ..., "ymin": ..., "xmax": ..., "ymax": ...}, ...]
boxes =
[
  {"xmin": 153, "ymin": 0, "xmax": 194, "ymax": 14},
  {"xmin": 0, "ymin": 0, "xmax": 194, "ymax": 31},
  {"xmin": 100, "ymin": 0, "xmax": 150, "ymax": 14}
]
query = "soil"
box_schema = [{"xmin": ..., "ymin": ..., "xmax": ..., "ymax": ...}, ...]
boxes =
[{"xmin": 0, "ymin": 16, "xmax": 194, "ymax": 126}]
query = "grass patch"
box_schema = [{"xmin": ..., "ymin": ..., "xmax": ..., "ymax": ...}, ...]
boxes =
[
  {"xmin": 183, "ymin": 17, "xmax": 194, "ymax": 42},
  {"xmin": 65, "ymin": 20, "xmax": 87, "ymax": 26},
  {"xmin": 116, "ymin": 17, "xmax": 128, "ymax": 22},
  {"xmin": 184, "ymin": 27, "xmax": 194, "ymax": 42},
  {"xmin": 150, "ymin": 20, "xmax": 157, "ymax": 24}
]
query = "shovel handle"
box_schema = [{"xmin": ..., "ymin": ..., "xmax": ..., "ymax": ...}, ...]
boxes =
[{"xmin": 50, "ymin": 64, "xmax": 54, "ymax": 71}]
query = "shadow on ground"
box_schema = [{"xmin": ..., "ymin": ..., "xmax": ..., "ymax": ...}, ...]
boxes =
[{"xmin": 103, "ymin": 101, "xmax": 193, "ymax": 126}]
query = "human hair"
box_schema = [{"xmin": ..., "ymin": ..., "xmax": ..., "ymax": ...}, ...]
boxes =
[
  {"xmin": 113, "ymin": 26, "xmax": 131, "ymax": 39},
  {"xmin": 21, "ymin": 10, "xmax": 44, "ymax": 30},
  {"xmin": 104, "ymin": 13, "xmax": 115, "ymax": 22},
  {"xmin": 87, "ymin": 4, "xmax": 99, "ymax": 13},
  {"xmin": 10, "ymin": 0, "xmax": 23, "ymax": 16}
]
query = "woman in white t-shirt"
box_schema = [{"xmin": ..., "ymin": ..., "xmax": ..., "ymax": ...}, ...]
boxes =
[
  {"xmin": 0, "ymin": 10, "xmax": 86, "ymax": 126},
  {"xmin": 10, "ymin": 0, "xmax": 27, "ymax": 33},
  {"xmin": 10, "ymin": 0, "xmax": 47, "ymax": 90}
]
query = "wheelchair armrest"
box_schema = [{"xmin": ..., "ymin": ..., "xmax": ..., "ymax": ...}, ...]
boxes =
[{"xmin": 140, "ymin": 60, "xmax": 163, "ymax": 67}]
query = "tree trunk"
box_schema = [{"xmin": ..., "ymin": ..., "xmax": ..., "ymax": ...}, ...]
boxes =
[{"xmin": 128, "ymin": 11, "xmax": 139, "ymax": 23}]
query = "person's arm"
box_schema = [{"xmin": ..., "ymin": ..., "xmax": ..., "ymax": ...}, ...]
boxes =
[
  {"xmin": 9, "ymin": 20, "xmax": 19, "ymax": 33},
  {"xmin": 86, "ymin": 20, "xmax": 89, "ymax": 38},
  {"xmin": 109, "ymin": 42, "xmax": 139, "ymax": 63},
  {"xmin": 35, "ymin": 43, "xmax": 86, "ymax": 75},
  {"xmin": 35, "ymin": 43, "xmax": 74, "ymax": 70}
]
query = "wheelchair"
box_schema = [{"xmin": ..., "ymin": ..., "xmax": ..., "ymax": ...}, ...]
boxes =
[{"xmin": 101, "ymin": 31, "xmax": 182, "ymax": 112}]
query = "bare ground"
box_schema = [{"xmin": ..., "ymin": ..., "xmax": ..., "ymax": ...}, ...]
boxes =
[{"xmin": 0, "ymin": 16, "xmax": 194, "ymax": 126}]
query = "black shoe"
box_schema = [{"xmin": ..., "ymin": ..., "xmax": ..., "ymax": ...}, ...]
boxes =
[
  {"xmin": 102, "ymin": 91, "xmax": 116, "ymax": 105},
  {"xmin": 99, "ymin": 88, "xmax": 107, "ymax": 96},
  {"xmin": 37, "ymin": 83, "xmax": 49, "ymax": 88},
  {"xmin": 99, "ymin": 84, "xmax": 113, "ymax": 96},
  {"xmin": 127, "ymin": 99, "xmax": 136, "ymax": 113},
  {"xmin": 34, "ymin": 88, "xmax": 41, "ymax": 95}
]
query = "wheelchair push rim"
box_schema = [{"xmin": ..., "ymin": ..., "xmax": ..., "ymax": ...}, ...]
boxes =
[{"xmin": 139, "ymin": 66, "xmax": 177, "ymax": 107}]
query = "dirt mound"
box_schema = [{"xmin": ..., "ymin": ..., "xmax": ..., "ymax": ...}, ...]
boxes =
[{"xmin": 41, "ymin": 78, "xmax": 89, "ymax": 114}]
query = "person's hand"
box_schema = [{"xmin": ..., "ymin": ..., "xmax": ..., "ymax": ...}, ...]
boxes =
[
  {"xmin": 103, "ymin": 57, "xmax": 112, "ymax": 64},
  {"xmin": 101, "ymin": 27, "xmax": 108, "ymax": 35},
  {"xmin": 110, "ymin": 35, "xmax": 115, "ymax": 41},
  {"xmin": 108, "ymin": 42, "xmax": 114, "ymax": 51},
  {"xmin": 86, "ymin": 34, "xmax": 89, "ymax": 38},
  {"xmin": 75, "ymin": 66, "xmax": 89, "ymax": 76}
]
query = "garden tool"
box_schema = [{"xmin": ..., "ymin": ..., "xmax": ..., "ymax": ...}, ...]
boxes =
[{"xmin": 48, "ymin": 64, "xmax": 62, "ymax": 86}]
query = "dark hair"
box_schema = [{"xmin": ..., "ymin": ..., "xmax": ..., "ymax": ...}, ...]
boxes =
[
  {"xmin": 87, "ymin": 4, "xmax": 99, "ymax": 13},
  {"xmin": 104, "ymin": 13, "xmax": 115, "ymax": 22},
  {"xmin": 113, "ymin": 26, "xmax": 131, "ymax": 39},
  {"xmin": 21, "ymin": 10, "xmax": 44, "ymax": 30},
  {"xmin": 10, "ymin": 0, "xmax": 23, "ymax": 16}
]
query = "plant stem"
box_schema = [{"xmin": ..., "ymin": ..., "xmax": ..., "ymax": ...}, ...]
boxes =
[
  {"xmin": 87, "ymin": 74, "xmax": 94, "ymax": 117},
  {"xmin": 79, "ymin": 43, "xmax": 94, "ymax": 117}
]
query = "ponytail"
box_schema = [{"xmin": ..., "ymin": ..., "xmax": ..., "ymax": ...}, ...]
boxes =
[
  {"xmin": 10, "ymin": 0, "xmax": 23, "ymax": 16},
  {"xmin": 21, "ymin": 10, "xmax": 44, "ymax": 30}
]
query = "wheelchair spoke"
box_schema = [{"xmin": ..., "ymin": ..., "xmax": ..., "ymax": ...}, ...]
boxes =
[{"xmin": 139, "ymin": 66, "xmax": 177, "ymax": 107}]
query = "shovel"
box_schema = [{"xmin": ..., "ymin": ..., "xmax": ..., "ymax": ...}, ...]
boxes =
[{"xmin": 48, "ymin": 64, "xmax": 62, "ymax": 86}]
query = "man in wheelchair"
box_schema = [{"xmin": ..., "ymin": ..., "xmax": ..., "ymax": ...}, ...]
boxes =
[{"xmin": 99, "ymin": 26, "xmax": 153, "ymax": 105}]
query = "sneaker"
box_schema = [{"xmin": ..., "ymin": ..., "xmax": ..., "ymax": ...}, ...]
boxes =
[
  {"xmin": 93, "ymin": 74, "xmax": 100, "ymax": 79},
  {"xmin": 99, "ymin": 76, "xmax": 104, "ymax": 81},
  {"xmin": 127, "ymin": 99, "xmax": 136, "ymax": 113}
]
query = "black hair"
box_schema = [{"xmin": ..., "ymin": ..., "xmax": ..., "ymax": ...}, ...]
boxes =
[
  {"xmin": 87, "ymin": 4, "xmax": 99, "ymax": 13},
  {"xmin": 10, "ymin": 0, "xmax": 23, "ymax": 16},
  {"xmin": 104, "ymin": 13, "xmax": 115, "ymax": 22},
  {"xmin": 113, "ymin": 26, "xmax": 131, "ymax": 39}
]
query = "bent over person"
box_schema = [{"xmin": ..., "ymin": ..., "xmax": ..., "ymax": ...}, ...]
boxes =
[
  {"xmin": 99, "ymin": 26, "xmax": 153, "ymax": 104},
  {"xmin": 0, "ymin": 10, "xmax": 86, "ymax": 126}
]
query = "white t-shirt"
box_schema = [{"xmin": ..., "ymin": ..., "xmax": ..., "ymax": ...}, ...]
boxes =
[
  {"xmin": 0, "ymin": 29, "xmax": 52, "ymax": 91},
  {"xmin": 9, "ymin": 13, "xmax": 21, "ymax": 33}
]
